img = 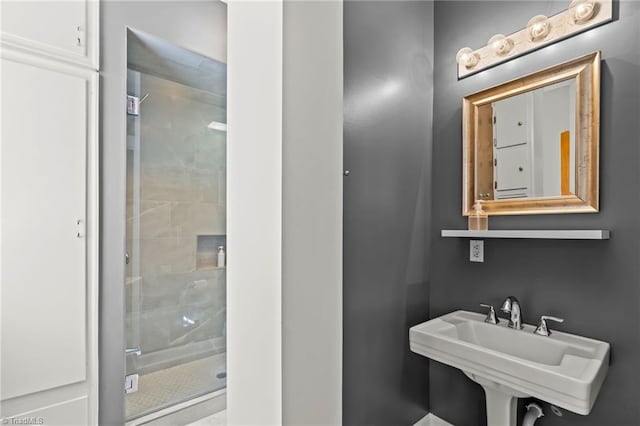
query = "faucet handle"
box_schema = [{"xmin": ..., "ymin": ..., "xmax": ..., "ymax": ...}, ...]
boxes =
[
  {"xmin": 480, "ymin": 304, "xmax": 500, "ymax": 325},
  {"xmin": 534, "ymin": 315, "xmax": 564, "ymax": 336}
]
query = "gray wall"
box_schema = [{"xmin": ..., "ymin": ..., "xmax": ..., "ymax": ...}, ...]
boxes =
[
  {"xmin": 430, "ymin": 1, "xmax": 640, "ymax": 425},
  {"xmin": 99, "ymin": 3, "xmax": 226, "ymax": 424},
  {"xmin": 343, "ymin": 2, "xmax": 434, "ymax": 424},
  {"xmin": 282, "ymin": 2, "xmax": 343, "ymax": 424}
]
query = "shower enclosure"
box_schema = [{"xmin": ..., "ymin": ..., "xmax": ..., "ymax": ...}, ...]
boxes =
[{"xmin": 124, "ymin": 30, "xmax": 227, "ymax": 422}]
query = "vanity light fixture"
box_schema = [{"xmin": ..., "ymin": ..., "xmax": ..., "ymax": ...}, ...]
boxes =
[
  {"xmin": 527, "ymin": 15, "xmax": 551, "ymax": 41},
  {"xmin": 455, "ymin": 0, "xmax": 611, "ymax": 78},
  {"xmin": 570, "ymin": 0, "xmax": 598, "ymax": 24},
  {"xmin": 456, "ymin": 47, "xmax": 480, "ymax": 69},
  {"xmin": 488, "ymin": 34, "xmax": 514, "ymax": 56}
]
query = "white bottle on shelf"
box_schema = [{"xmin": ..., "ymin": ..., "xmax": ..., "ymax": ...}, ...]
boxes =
[{"xmin": 217, "ymin": 246, "xmax": 226, "ymax": 268}]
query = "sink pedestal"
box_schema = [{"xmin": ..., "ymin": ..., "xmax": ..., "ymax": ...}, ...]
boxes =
[
  {"xmin": 464, "ymin": 372, "xmax": 529, "ymax": 426},
  {"xmin": 483, "ymin": 386, "xmax": 517, "ymax": 426}
]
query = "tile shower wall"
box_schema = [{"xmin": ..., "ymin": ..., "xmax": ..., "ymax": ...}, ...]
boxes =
[
  {"xmin": 430, "ymin": 1, "xmax": 640, "ymax": 425},
  {"xmin": 126, "ymin": 71, "xmax": 226, "ymax": 357}
]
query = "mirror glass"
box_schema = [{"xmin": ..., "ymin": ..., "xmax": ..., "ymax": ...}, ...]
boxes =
[
  {"xmin": 463, "ymin": 51, "xmax": 600, "ymax": 216},
  {"xmin": 476, "ymin": 79, "xmax": 576, "ymax": 201}
]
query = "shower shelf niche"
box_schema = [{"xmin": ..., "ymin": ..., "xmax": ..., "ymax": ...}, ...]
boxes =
[{"xmin": 196, "ymin": 234, "xmax": 227, "ymax": 270}]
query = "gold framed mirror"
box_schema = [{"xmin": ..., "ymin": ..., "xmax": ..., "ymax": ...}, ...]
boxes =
[{"xmin": 462, "ymin": 51, "xmax": 600, "ymax": 216}]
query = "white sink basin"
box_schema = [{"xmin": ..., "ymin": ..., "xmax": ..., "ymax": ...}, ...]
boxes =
[{"xmin": 410, "ymin": 311, "xmax": 609, "ymax": 425}]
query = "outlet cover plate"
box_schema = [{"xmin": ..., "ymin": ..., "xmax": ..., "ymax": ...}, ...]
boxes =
[{"xmin": 470, "ymin": 240, "xmax": 484, "ymax": 262}]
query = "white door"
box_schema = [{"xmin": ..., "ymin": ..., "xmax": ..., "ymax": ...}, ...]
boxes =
[{"xmin": 0, "ymin": 52, "xmax": 98, "ymax": 425}]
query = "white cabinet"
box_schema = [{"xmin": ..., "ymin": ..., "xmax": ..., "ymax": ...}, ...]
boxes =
[
  {"xmin": 0, "ymin": 4, "xmax": 98, "ymax": 424},
  {"xmin": 493, "ymin": 95, "xmax": 529, "ymax": 148},
  {"xmin": 493, "ymin": 93, "xmax": 533, "ymax": 199},
  {"xmin": 1, "ymin": 0, "xmax": 99, "ymax": 69},
  {"xmin": 495, "ymin": 144, "xmax": 531, "ymax": 197}
]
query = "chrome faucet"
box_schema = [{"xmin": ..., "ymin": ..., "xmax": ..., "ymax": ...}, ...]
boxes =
[{"xmin": 501, "ymin": 296, "xmax": 523, "ymax": 330}]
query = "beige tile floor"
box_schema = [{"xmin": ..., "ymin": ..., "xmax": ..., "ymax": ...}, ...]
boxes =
[{"xmin": 126, "ymin": 352, "xmax": 226, "ymax": 420}]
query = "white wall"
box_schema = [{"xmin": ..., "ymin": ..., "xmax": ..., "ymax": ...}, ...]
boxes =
[
  {"xmin": 227, "ymin": 3, "xmax": 343, "ymax": 425},
  {"xmin": 226, "ymin": 3, "xmax": 283, "ymax": 424},
  {"xmin": 282, "ymin": 2, "xmax": 343, "ymax": 425}
]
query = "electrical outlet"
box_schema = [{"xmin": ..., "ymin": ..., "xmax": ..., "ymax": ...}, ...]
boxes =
[{"xmin": 470, "ymin": 240, "xmax": 484, "ymax": 262}]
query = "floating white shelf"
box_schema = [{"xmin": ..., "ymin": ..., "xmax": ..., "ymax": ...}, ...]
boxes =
[{"xmin": 441, "ymin": 230, "xmax": 610, "ymax": 240}]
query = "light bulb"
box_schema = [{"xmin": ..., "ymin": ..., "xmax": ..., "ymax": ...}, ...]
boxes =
[
  {"xmin": 488, "ymin": 34, "xmax": 514, "ymax": 56},
  {"xmin": 456, "ymin": 47, "xmax": 480, "ymax": 69},
  {"xmin": 527, "ymin": 15, "xmax": 551, "ymax": 42},
  {"xmin": 570, "ymin": 0, "xmax": 597, "ymax": 24}
]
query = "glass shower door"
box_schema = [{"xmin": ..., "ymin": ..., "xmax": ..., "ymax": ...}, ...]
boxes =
[{"xmin": 124, "ymin": 31, "xmax": 227, "ymax": 421}]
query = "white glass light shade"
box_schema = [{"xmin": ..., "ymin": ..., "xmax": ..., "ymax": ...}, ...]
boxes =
[
  {"xmin": 570, "ymin": 0, "xmax": 598, "ymax": 24},
  {"xmin": 488, "ymin": 34, "xmax": 514, "ymax": 56},
  {"xmin": 456, "ymin": 47, "xmax": 480, "ymax": 69},
  {"xmin": 527, "ymin": 15, "xmax": 551, "ymax": 41}
]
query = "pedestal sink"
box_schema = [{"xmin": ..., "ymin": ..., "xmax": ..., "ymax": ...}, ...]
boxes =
[{"xmin": 410, "ymin": 311, "xmax": 610, "ymax": 426}]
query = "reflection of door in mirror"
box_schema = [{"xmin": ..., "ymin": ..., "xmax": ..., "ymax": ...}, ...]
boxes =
[
  {"xmin": 484, "ymin": 79, "xmax": 576, "ymax": 201},
  {"xmin": 532, "ymin": 80, "xmax": 575, "ymax": 198}
]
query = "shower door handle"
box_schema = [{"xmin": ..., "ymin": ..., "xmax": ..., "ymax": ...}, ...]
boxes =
[{"xmin": 126, "ymin": 346, "xmax": 142, "ymax": 356}]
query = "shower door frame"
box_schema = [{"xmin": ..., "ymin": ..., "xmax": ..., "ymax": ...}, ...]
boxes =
[{"xmin": 123, "ymin": 33, "xmax": 227, "ymax": 424}]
